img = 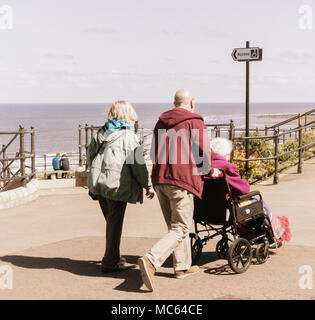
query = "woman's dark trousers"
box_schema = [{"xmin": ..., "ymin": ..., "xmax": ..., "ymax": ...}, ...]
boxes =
[{"xmin": 98, "ymin": 197, "xmax": 127, "ymax": 267}]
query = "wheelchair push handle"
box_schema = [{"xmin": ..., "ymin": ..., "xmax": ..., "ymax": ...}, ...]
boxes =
[
  {"xmin": 236, "ymin": 190, "xmax": 262, "ymax": 202},
  {"xmin": 202, "ymin": 169, "xmax": 226, "ymax": 180}
]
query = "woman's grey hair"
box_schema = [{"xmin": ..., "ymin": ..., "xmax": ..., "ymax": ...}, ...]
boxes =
[
  {"xmin": 210, "ymin": 137, "xmax": 233, "ymax": 157},
  {"xmin": 106, "ymin": 100, "xmax": 138, "ymax": 123}
]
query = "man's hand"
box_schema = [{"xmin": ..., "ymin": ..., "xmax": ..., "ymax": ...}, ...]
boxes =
[
  {"xmin": 146, "ymin": 187, "xmax": 155, "ymax": 199},
  {"xmin": 210, "ymin": 168, "xmax": 221, "ymax": 178}
]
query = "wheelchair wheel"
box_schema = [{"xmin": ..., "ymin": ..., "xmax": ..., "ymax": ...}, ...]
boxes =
[
  {"xmin": 216, "ymin": 238, "xmax": 229, "ymax": 259},
  {"xmin": 228, "ymin": 238, "xmax": 252, "ymax": 274},
  {"xmin": 256, "ymin": 241, "xmax": 269, "ymax": 264},
  {"xmin": 190, "ymin": 234, "xmax": 203, "ymax": 264}
]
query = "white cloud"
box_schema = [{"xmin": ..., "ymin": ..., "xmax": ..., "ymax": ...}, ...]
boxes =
[
  {"xmin": 270, "ymin": 51, "xmax": 315, "ymax": 65},
  {"xmin": 200, "ymin": 26, "xmax": 231, "ymax": 38},
  {"xmin": 82, "ymin": 27, "xmax": 118, "ymax": 34},
  {"xmin": 42, "ymin": 53, "xmax": 76, "ymax": 61}
]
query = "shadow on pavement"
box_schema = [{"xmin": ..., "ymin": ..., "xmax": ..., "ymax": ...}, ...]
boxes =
[
  {"xmin": 0, "ymin": 254, "xmax": 153, "ymax": 293},
  {"xmin": 202, "ymin": 250, "xmax": 278, "ymax": 275},
  {"xmin": 193, "ymin": 251, "xmax": 235, "ymax": 275},
  {"xmin": 196, "ymin": 251, "xmax": 220, "ymax": 265}
]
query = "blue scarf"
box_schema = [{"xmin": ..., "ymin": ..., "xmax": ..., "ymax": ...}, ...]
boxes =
[{"xmin": 105, "ymin": 119, "xmax": 130, "ymax": 131}]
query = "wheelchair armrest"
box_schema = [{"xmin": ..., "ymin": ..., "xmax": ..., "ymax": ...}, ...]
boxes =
[{"xmin": 236, "ymin": 190, "xmax": 262, "ymax": 202}]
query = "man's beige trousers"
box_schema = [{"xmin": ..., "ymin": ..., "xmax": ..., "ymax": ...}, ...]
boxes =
[{"xmin": 146, "ymin": 184, "xmax": 194, "ymax": 271}]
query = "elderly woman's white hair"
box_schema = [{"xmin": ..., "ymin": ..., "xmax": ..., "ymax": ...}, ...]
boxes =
[
  {"xmin": 106, "ymin": 100, "xmax": 138, "ymax": 123},
  {"xmin": 210, "ymin": 137, "xmax": 233, "ymax": 157}
]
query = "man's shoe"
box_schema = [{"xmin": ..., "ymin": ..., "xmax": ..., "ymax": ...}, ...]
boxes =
[
  {"xmin": 175, "ymin": 265, "xmax": 200, "ymax": 279},
  {"xmin": 138, "ymin": 256, "xmax": 155, "ymax": 291},
  {"xmin": 101, "ymin": 263, "xmax": 128, "ymax": 274}
]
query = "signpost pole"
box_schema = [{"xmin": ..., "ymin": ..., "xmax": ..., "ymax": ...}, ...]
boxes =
[
  {"xmin": 245, "ymin": 40, "xmax": 250, "ymax": 177},
  {"xmin": 231, "ymin": 42, "xmax": 262, "ymax": 177}
]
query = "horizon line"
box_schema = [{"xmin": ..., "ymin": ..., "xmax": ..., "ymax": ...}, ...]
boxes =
[{"xmin": 0, "ymin": 101, "xmax": 315, "ymax": 105}]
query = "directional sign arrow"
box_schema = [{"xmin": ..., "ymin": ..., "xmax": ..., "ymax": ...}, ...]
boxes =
[{"xmin": 232, "ymin": 47, "xmax": 263, "ymax": 62}]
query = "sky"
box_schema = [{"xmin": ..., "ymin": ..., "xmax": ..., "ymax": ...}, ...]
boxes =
[{"xmin": 0, "ymin": 0, "xmax": 315, "ymax": 103}]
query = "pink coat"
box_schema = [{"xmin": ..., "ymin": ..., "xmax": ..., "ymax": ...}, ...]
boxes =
[{"xmin": 212, "ymin": 152, "xmax": 250, "ymax": 197}]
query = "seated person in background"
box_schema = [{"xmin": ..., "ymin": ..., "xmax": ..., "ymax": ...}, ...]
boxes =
[
  {"xmin": 60, "ymin": 154, "xmax": 70, "ymax": 178},
  {"xmin": 210, "ymin": 137, "xmax": 291, "ymax": 248},
  {"xmin": 52, "ymin": 152, "xmax": 61, "ymax": 179},
  {"xmin": 52, "ymin": 152, "xmax": 61, "ymax": 169}
]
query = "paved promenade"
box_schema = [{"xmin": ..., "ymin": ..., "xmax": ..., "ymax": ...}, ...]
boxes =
[{"xmin": 0, "ymin": 159, "xmax": 314, "ymax": 300}]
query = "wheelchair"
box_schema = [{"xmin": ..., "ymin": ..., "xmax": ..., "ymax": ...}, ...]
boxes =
[{"xmin": 190, "ymin": 170, "xmax": 276, "ymax": 274}]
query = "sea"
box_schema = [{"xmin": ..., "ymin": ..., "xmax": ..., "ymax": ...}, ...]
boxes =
[{"xmin": 0, "ymin": 102, "xmax": 314, "ymax": 172}]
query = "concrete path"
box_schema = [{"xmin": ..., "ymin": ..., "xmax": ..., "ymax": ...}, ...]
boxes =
[{"xmin": 0, "ymin": 159, "xmax": 314, "ymax": 300}]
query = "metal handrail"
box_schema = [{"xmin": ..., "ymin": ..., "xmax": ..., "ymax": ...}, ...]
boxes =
[
  {"xmin": 234, "ymin": 120, "xmax": 315, "ymax": 141},
  {"xmin": 233, "ymin": 141, "xmax": 315, "ymax": 162},
  {"xmin": 266, "ymin": 108, "xmax": 315, "ymax": 129},
  {"xmin": 78, "ymin": 110, "xmax": 315, "ymax": 184}
]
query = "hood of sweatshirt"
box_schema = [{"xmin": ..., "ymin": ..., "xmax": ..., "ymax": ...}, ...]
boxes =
[{"xmin": 158, "ymin": 107, "xmax": 204, "ymax": 129}]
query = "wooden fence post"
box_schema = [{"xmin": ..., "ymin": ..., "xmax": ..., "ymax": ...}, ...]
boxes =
[
  {"xmin": 44, "ymin": 154, "xmax": 47, "ymax": 178},
  {"xmin": 215, "ymin": 126, "xmax": 220, "ymax": 137},
  {"xmin": 78, "ymin": 125, "xmax": 83, "ymax": 167},
  {"xmin": 91, "ymin": 126, "xmax": 94, "ymax": 142},
  {"xmin": 85, "ymin": 124, "xmax": 89, "ymax": 170},
  {"xmin": 229, "ymin": 120, "xmax": 235, "ymax": 163},
  {"xmin": 305, "ymin": 113, "xmax": 307, "ymax": 128},
  {"xmin": 228, "ymin": 120, "xmax": 234, "ymax": 140},
  {"xmin": 2, "ymin": 144, "xmax": 8, "ymax": 180},
  {"xmin": 31, "ymin": 126, "xmax": 36, "ymax": 176},
  {"xmin": 273, "ymin": 128, "xmax": 279, "ymax": 184},
  {"xmin": 19, "ymin": 126, "xmax": 25, "ymax": 178},
  {"xmin": 298, "ymin": 124, "xmax": 303, "ymax": 174}
]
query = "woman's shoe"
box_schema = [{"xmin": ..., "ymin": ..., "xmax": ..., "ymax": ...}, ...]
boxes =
[{"xmin": 101, "ymin": 263, "xmax": 128, "ymax": 274}]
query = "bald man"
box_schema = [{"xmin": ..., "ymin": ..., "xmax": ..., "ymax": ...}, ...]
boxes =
[{"xmin": 138, "ymin": 89, "xmax": 212, "ymax": 291}]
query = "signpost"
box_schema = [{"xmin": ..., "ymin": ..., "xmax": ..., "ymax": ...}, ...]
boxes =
[
  {"xmin": 232, "ymin": 46, "xmax": 263, "ymax": 62},
  {"xmin": 232, "ymin": 41, "xmax": 263, "ymax": 176}
]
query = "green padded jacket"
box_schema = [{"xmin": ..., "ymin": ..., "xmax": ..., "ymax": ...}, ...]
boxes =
[{"xmin": 87, "ymin": 126, "xmax": 152, "ymax": 203}]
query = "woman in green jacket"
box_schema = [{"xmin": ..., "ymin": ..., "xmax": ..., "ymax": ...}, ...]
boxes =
[{"xmin": 87, "ymin": 101, "xmax": 154, "ymax": 273}]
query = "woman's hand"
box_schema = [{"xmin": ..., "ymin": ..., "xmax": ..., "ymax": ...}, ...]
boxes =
[{"xmin": 146, "ymin": 187, "xmax": 155, "ymax": 199}]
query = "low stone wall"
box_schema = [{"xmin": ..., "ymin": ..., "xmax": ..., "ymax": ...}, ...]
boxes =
[
  {"xmin": 75, "ymin": 167, "xmax": 88, "ymax": 187},
  {"xmin": 0, "ymin": 179, "xmax": 39, "ymax": 211}
]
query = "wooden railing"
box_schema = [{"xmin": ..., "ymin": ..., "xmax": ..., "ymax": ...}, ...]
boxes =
[
  {"xmin": 265, "ymin": 108, "xmax": 315, "ymax": 130},
  {"xmin": 0, "ymin": 126, "xmax": 36, "ymax": 191},
  {"xmin": 233, "ymin": 120, "xmax": 315, "ymax": 184},
  {"xmin": 206, "ymin": 109, "xmax": 314, "ymax": 140},
  {"xmin": 78, "ymin": 109, "xmax": 315, "ymax": 184}
]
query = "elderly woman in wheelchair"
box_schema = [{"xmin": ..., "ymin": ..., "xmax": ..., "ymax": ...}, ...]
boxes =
[{"xmin": 190, "ymin": 137, "xmax": 291, "ymax": 274}]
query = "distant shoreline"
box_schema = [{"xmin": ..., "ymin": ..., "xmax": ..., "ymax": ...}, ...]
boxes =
[{"xmin": 255, "ymin": 113, "xmax": 315, "ymax": 126}]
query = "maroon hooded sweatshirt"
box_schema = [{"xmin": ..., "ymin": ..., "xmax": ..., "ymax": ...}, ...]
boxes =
[{"xmin": 151, "ymin": 107, "xmax": 212, "ymax": 198}]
